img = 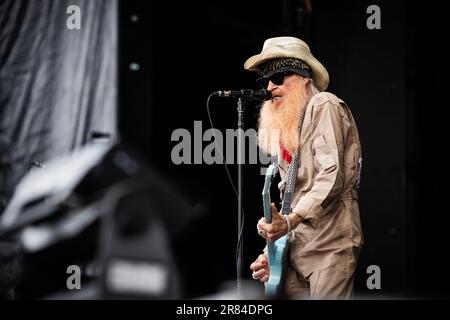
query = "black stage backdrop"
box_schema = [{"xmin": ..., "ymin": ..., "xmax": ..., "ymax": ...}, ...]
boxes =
[
  {"xmin": 120, "ymin": 0, "xmax": 446, "ymax": 299},
  {"xmin": 0, "ymin": 0, "xmax": 447, "ymax": 299}
]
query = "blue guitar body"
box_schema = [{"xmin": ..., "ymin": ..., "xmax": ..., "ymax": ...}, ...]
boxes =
[{"xmin": 262, "ymin": 163, "xmax": 289, "ymax": 297}]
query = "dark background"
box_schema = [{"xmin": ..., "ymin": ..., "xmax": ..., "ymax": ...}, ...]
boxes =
[{"xmin": 119, "ymin": 0, "xmax": 446, "ymax": 299}]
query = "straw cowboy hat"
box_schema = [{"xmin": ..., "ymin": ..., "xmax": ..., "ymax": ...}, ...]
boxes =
[{"xmin": 244, "ymin": 36, "xmax": 329, "ymax": 91}]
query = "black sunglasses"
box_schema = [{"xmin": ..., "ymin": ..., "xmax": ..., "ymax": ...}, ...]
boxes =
[{"xmin": 256, "ymin": 71, "xmax": 295, "ymax": 89}]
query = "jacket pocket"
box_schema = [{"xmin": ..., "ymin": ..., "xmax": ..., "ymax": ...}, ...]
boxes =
[{"xmin": 313, "ymin": 134, "xmax": 337, "ymax": 174}]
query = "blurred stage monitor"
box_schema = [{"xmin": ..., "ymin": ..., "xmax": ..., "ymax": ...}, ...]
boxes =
[{"xmin": 0, "ymin": 143, "xmax": 195, "ymax": 299}]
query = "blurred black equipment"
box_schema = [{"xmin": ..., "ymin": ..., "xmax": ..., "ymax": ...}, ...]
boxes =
[
  {"xmin": 0, "ymin": 143, "xmax": 195, "ymax": 299},
  {"xmin": 90, "ymin": 131, "xmax": 112, "ymax": 144}
]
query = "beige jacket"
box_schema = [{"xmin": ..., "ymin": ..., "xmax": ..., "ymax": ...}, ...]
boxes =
[{"xmin": 278, "ymin": 92, "xmax": 364, "ymax": 279}]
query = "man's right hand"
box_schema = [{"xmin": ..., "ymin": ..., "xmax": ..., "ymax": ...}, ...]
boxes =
[{"xmin": 250, "ymin": 253, "xmax": 269, "ymax": 283}]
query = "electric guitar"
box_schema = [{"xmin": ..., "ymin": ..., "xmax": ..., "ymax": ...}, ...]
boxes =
[{"xmin": 262, "ymin": 163, "xmax": 289, "ymax": 297}]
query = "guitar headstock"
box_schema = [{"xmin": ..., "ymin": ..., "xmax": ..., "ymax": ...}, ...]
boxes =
[{"xmin": 262, "ymin": 163, "xmax": 278, "ymax": 195}]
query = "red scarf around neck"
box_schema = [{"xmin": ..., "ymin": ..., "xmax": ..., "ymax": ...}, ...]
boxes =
[{"xmin": 280, "ymin": 139, "xmax": 292, "ymax": 164}]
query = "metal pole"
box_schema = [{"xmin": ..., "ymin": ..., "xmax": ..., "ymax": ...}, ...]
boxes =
[{"xmin": 236, "ymin": 98, "xmax": 244, "ymax": 297}]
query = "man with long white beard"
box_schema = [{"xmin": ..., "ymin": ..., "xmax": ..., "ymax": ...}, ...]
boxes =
[{"xmin": 248, "ymin": 37, "xmax": 363, "ymax": 299}]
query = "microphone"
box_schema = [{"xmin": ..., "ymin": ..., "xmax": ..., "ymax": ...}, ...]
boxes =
[{"xmin": 213, "ymin": 89, "xmax": 272, "ymax": 101}]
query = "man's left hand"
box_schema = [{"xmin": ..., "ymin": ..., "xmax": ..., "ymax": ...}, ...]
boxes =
[{"xmin": 257, "ymin": 203, "xmax": 289, "ymax": 241}]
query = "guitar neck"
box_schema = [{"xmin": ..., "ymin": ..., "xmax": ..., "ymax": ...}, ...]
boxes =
[
  {"xmin": 263, "ymin": 192, "xmax": 272, "ymax": 223},
  {"xmin": 262, "ymin": 163, "xmax": 277, "ymax": 224}
]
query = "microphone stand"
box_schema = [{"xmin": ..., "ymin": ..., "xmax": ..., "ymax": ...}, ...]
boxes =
[
  {"xmin": 236, "ymin": 98, "xmax": 244, "ymax": 298},
  {"xmin": 209, "ymin": 90, "xmax": 270, "ymax": 298}
]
